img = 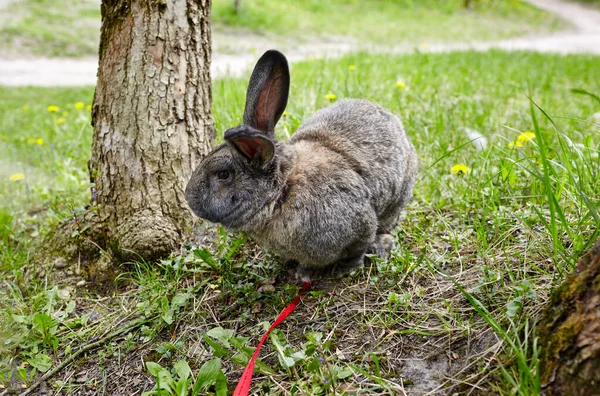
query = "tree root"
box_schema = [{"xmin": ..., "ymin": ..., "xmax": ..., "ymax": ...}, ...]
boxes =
[
  {"xmin": 31, "ymin": 209, "xmax": 112, "ymax": 284},
  {"xmin": 34, "ymin": 207, "xmax": 184, "ymax": 283},
  {"xmin": 539, "ymin": 240, "xmax": 600, "ymax": 395}
]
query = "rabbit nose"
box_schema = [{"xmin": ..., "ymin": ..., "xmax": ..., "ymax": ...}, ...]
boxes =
[
  {"xmin": 184, "ymin": 183, "xmax": 195, "ymax": 206},
  {"xmin": 184, "ymin": 184, "xmax": 203, "ymax": 215}
]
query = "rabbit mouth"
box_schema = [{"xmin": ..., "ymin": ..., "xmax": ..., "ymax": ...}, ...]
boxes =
[
  {"xmin": 215, "ymin": 205, "xmax": 254, "ymax": 229},
  {"xmin": 218, "ymin": 195, "xmax": 276, "ymax": 230},
  {"xmin": 193, "ymin": 188, "xmax": 282, "ymax": 230}
]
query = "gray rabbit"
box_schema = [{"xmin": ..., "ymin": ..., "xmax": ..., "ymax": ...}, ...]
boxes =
[{"xmin": 185, "ymin": 50, "xmax": 418, "ymax": 280}]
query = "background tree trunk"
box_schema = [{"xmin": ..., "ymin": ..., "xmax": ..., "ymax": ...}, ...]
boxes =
[
  {"xmin": 89, "ymin": 0, "xmax": 215, "ymax": 261},
  {"xmin": 538, "ymin": 240, "xmax": 600, "ymax": 395}
]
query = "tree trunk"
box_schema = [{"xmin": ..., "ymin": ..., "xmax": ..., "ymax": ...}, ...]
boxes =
[
  {"xmin": 89, "ymin": 0, "xmax": 215, "ymax": 261},
  {"xmin": 538, "ymin": 240, "xmax": 600, "ymax": 395}
]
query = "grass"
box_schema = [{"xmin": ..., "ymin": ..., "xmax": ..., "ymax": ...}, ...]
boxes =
[
  {"xmin": 0, "ymin": 90, "xmax": 93, "ymax": 279},
  {"xmin": 213, "ymin": 0, "xmax": 564, "ymax": 45},
  {"xmin": 1, "ymin": 50, "xmax": 599, "ymax": 394},
  {"xmin": 0, "ymin": 0, "xmax": 565, "ymax": 57},
  {"xmin": 0, "ymin": 0, "xmax": 101, "ymax": 57}
]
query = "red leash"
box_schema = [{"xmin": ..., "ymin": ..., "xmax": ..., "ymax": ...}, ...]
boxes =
[{"xmin": 233, "ymin": 281, "xmax": 312, "ymax": 396}]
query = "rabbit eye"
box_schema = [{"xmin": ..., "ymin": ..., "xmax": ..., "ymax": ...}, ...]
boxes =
[{"xmin": 217, "ymin": 170, "xmax": 230, "ymax": 180}]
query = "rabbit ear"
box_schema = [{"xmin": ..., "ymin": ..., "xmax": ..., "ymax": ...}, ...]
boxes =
[
  {"xmin": 243, "ymin": 50, "xmax": 290, "ymax": 136},
  {"xmin": 225, "ymin": 126, "xmax": 275, "ymax": 167}
]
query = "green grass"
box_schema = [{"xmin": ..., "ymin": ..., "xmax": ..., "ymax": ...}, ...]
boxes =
[
  {"xmin": 1, "ymin": 51, "xmax": 599, "ymax": 394},
  {"xmin": 213, "ymin": 0, "xmax": 564, "ymax": 45},
  {"xmin": 0, "ymin": 0, "xmax": 101, "ymax": 57},
  {"xmin": 0, "ymin": 0, "xmax": 564, "ymax": 57},
  {"xmin": 0, "ymin": 89, "xmax": 93, "ymax": 279}
]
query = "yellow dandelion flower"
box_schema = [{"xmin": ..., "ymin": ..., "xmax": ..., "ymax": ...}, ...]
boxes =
[
  {"xmin": 36, "ymin": 138, "xmax": 44, "ymax": 145},
  {"xmin": 396, "ymin": 81, "xmax": 406, "ymax": 89},
  {"xmin": 282, "ymin": 111, "xmax": 289, "ymax": 117},
  {"xmin": 451, "ymin": 163, "xmax": 470, "ymax": 175},
  {"xmin": 420, "ymin": 43, "xmax": 429, "ymax": 49},
  {"xmin": 57, "ymin": 118, "xmax": 66, "ymax": 125},
  {"xmin": 27, "ymin": 138, "xmax": 36, "ymax": 144},
  {"xmin": 9, "ymin": 173, "xmax": 25, "ymax": 182},
  {"xmin": 47, "ymin": 105, "xmax": 59, "ymax": 112},
  {"xmin": 86, "ymin": 105, "xmax": 92, "ymax": 111},
  {"xmin": 516, "ymin": 131, "xmax": 535, "ymax": 144},
  {"xmin": 62, "ymin": 111, "xmax": 69, "ymax": 117},
  {"xmin": 508, "ymin": 131, "xmax": 535, "ymax": 148},
  {"xmin": 348, "ymin": 65, "xmax": 356, "ymax": 71},
  {"xmin": 325, "ymin": 93, "xmax": 337, "ymax": 101},
  {"xmin": 75, "ymin": 102, "xmax": 85, "ymax": 110}
]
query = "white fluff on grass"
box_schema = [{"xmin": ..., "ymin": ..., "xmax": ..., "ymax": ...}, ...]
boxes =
[{"xmin": 463, "ymin": 127, "xmax": 488, "ymax": 151}]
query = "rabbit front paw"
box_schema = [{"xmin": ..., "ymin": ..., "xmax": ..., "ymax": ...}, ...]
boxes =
[
  {"xmin": 294, "ymin": 264, "xmax": 313, "ymax": 283},
  {"xmin": 369, "ymin": 233, "xmax": 394, "ymax": 261}
]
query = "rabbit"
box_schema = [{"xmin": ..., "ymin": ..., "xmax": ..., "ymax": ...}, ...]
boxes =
[{"xmin": 185, "ymin": 50, "xmax": 418, "ymax": 281}]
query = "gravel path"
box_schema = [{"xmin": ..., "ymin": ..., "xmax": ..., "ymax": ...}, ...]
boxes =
[{"xmin": 0, "ymin": 0, "xmax": 599, "ymax": 87}]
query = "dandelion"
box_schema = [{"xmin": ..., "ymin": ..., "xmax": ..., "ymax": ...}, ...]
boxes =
[
  {"xmin": 86, "ymin": 105, "xmax": 92, "ymax": 111},
  {"xmin": 47, "ymin": 105, "xmax": 59, "ymax": 112},
  {"xmin": 57, "ymin": 118, "xmax": 66, "ymax": 125},
  {"xmin": 420, "ymin": 43, "xmax": 429, "ymax": 49},
  {"xmin": 508, "ymin": 131, "xmax": 536, "ymax": 148},
  {"xmin": 517, "ymin": 131, "xmax": 535, "ymax": 143},
  {"xmin": 62, "ymin": 111, "xmax": 69, "ymax": 117},
  {"xmin": 75, "ymin": 102, "xmax": 85, "ymax": 110},
  {"xmin": 348, "ymin": 65, "xmax": 356, "ymax": 71},
  {"xmin": 396, "ymin": 81, "xmax": 406, "ymax": 89},
  {"xmin": 451, "ymin": 163, "xmax": 470, "ymax": 175},
  {"xmin": 9, "ymin": 173, "xmax": 25, "ymax": 182},
  {"xmin": 36, "ymin": 138, "xmax": 44, "ymax": 145},
  {"xmin": 282, "ymin": 111, "xmax": 289, "ymax": 117},
  {"xmin": 325, "ymin": 93, "xmax": 337, "ymax": 101}
]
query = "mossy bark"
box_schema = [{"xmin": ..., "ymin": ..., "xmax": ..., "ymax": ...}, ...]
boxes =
[
  {"xmin": 38, "ymin": 0, "xmax": 214, "ymax": 280},
  {"xmin": 538, "ymin": 240, "xmax": 600, "ymax": 395}
]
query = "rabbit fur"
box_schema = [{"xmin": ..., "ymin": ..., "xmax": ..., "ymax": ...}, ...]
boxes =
[{"xmin": 185, "ymin": 50, "xmax": 417, "ymax": 280}]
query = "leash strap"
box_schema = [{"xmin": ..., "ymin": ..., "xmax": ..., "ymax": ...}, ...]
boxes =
[{"xmin": 233, "ymin": 281, "xmax": 312, "ymax": 396}]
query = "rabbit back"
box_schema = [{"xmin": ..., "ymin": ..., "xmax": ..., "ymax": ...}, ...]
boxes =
[{"xmin": 291, "ymin": 99, "xmax": 417, "ymax": 232}]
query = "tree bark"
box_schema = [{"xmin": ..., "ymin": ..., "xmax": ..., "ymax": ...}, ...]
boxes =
[
  {"xmin": 89, "ymin": 0, "xmax": 215, "ymax": 261},
  {"xmin": 539, "ymin": 240, "xmax": 600, "ymax": 395}
]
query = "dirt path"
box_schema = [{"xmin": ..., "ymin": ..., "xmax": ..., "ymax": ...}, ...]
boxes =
[{"xmin": 0, "ymin": 0, "xmax": 599, "ymax": 86}]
